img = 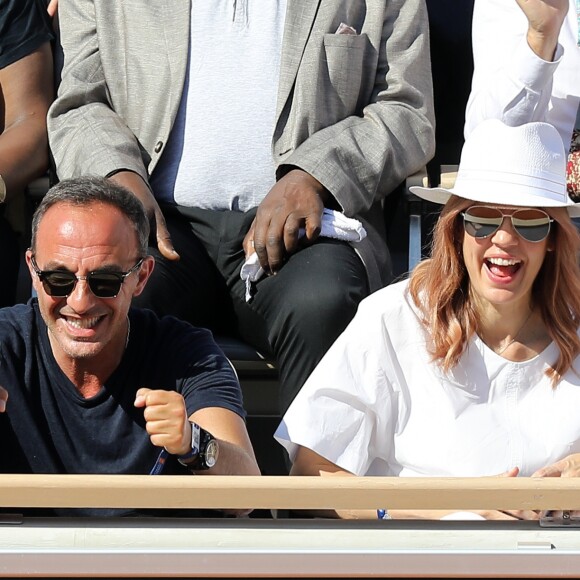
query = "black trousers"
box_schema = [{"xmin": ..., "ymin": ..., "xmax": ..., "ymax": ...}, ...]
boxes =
[{"xmin": 133, "ymin": 205, "xmax": 370, "ymax": 413}]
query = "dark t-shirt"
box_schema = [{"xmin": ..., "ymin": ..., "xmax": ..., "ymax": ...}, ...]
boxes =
[
  {"xmin": 0, "ymin": 301, "xmax": 245, "ymax": 516},
  {"xmin": 0, "ymin": 0, "xmax": 53, "ymax": 69}
]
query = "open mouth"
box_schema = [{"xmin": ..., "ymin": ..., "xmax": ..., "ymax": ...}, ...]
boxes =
[
  {"xmin": 484, "ymin": 257, "xmax": 522, "ymax": 278},
  {"xmin": 62, "ymin": 315, "xmax": 105, "ymax": 334}
]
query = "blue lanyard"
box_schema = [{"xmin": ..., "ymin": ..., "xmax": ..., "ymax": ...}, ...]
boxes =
[{"xmin": 149, "ymin": 448, "xmax": 170, "ymax": 475}]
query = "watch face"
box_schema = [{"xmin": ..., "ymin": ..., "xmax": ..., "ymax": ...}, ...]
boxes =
[{"xmin": 205, "ymin": 439, "xmax": 219, "ymax": 468}]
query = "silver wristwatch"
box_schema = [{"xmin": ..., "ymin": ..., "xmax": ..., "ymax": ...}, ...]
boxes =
[{"xmin": 177, "ymin": 421, "xmax": 219, "ymax": 471}]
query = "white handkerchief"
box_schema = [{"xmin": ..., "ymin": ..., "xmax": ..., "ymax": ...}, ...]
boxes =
[
  {"xmin": 240, "ymin": 209, "xmax": 367, "ymax": 302},
  {"xmin": 335, "ymin": 22, "xmax": 357, "ymax": 35}
]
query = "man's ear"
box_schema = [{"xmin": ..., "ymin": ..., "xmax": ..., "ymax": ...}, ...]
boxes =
[
  {"xmin": 132, "ymin": 255, "xmax": 155, "ymax": 297},
  {"xmin": 24, "ymin": 250, "xmax": 40, "ymax": 292}
]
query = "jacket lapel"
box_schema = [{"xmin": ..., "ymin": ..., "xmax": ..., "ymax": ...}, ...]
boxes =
[{"xmin": 276, "ymin": 0, "xmax": 322, "ymax": 120}]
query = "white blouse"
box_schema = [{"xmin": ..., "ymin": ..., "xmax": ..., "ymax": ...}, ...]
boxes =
[{"xmin": 275, "ymin": 280, "xmax": 580, "ymax": 477}]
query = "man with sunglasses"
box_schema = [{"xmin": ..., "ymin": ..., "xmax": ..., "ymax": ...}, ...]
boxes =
[
  {"xmin": 0, "ymin": 176, "xmax": 260, "ymax": 517},
  {"xmin": 274, "ymin": 120, "xmax": 580, "ymax": 521}
]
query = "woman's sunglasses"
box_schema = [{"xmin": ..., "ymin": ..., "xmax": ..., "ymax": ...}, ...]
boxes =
[
  {"xmin": 30, "ymin": 255, "xmax": 144, "ymax": 298},
  {"xmin": 461, "ymin": 206, "xmax": 553, "ymax": 243}
]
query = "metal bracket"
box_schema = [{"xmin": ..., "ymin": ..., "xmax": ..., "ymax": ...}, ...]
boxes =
[{"xmin": 540, "ymin": 511, "xmax": 580, "ymax": 528}]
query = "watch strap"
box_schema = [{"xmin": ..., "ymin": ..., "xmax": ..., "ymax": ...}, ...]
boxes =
[
  {"xmin": 177, "ymin": 446, "xmax": 198, "ymax": 464},
  {"xmin": 177, "ymin": 422, "xmax": 216, "ymax": 470},
  {"xmin": 178, "ymin": 421, "xmax": 202, "ymax": 465}
]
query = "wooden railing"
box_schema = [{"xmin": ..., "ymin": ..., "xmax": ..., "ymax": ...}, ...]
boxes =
[
  {"xmin": 0, "ymin": 474, "xmax": 579, "ymax": 511},
  {"xmin": 2, "ymin": 475, "xmax": 580, "ymax": 578}
]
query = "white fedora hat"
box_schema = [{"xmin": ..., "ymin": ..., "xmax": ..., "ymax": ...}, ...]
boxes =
[{"xmin": 410, "ymin": 119, "xmax": 580, "ymax": 217}]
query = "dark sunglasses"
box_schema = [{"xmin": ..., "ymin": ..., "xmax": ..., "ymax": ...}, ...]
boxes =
[
  {"xmin": 30, "ymin": 255, "xmax": 144, "ymax": 298},
  {"xmin": 461, "ymin": 206, "xmax": 553, "ymax": 243}
]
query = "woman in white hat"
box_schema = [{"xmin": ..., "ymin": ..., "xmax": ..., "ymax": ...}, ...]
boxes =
[{"xmin": 274, "ymin": 119, "xmax": 580, "ymax": 520}]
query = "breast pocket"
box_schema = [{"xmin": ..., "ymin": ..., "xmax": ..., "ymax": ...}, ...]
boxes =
[
  {"xmin": 321, "ymin": 33, "xmax": 367, "ymax": 116},
  {"xmin": 277, "ymin": 31, "xmax": 371, "ymax": 157}
]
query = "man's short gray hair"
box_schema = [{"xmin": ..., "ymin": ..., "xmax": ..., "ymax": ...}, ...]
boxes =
[{"xmin": 30, "ymin": 176, "xmax": 150, "ymax": 256}]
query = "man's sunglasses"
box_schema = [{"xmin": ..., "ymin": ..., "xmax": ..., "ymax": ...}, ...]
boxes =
[
  {"xmin": 461, "ymin": 206, "xmax": 554, "ymax": 243},
  {"xmin": 30, "ymin": 255, "xmax": 144, "ymax": 298}
]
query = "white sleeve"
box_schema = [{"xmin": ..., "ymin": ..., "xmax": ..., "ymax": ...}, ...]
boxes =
[
  {"xmin": 464, "ymin": 0, "xmax": 562, "ymax": 139},
  {"xmin": 274, "ymin": 292, "xmax": 398, "ymax": 476}
]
